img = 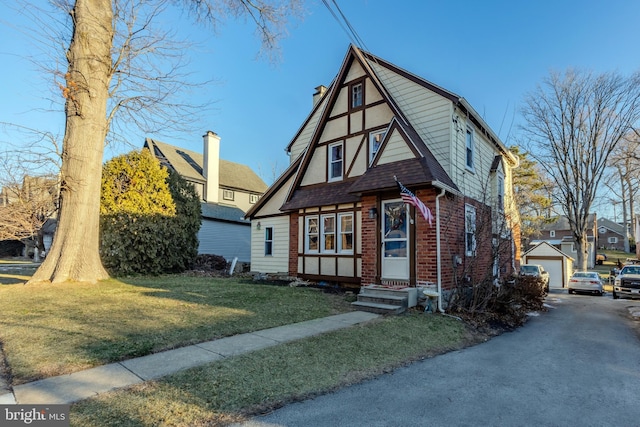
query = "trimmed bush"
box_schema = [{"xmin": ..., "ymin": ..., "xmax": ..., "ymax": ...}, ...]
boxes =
[{"xmin": 100, "ymin": 149, "xmax": 201, "ymax": 275}]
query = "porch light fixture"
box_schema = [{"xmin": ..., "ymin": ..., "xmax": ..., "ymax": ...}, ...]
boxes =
[
  {"xmin": 368, "ymin": 207, "xmax": 377, "ymax": 219},
  {"xmin": 256, "ymin": 221, "xmax": 261, "ymax": 230}
]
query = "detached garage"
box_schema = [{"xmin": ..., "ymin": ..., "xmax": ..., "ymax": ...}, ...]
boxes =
[{"xmin": 522, "ymin": 242, "xmax": 574, "ymax": 289}]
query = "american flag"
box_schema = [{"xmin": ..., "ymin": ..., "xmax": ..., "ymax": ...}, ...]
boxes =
[{"xmin": 396, "ymin": 178, "xmax": 433, "ymax": 226}]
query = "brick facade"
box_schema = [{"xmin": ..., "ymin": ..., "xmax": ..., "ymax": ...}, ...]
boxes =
[
  {"xmin": 288, "ymin": 213, "xmax": 299, "ymax": 276},
  {"xmin": 360, "ymin": 195, "xmax": 378, "ymax": 285},
  {"xmin": 355, "ymin": 189, "xmax": 519, "ymax": 290}
]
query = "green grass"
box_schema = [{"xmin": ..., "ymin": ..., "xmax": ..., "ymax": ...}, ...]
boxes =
[
  {"xmin": 70, "ymin": 313, "xmax": 469, "ymax": 427},
  {"xmin": 0, "ymin": 276, "xmax": 352, "ymax": 384},
  {"xmin": 0, "ymin": 270, "xmax": 474, "ymax": 426}
]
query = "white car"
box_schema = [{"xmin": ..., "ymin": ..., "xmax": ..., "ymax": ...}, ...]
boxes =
[{"xmin": 568, "ymin": 271, "xmax": 604, "ymax": 296}]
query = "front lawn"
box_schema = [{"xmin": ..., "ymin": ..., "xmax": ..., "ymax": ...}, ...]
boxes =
[
  {"xmin": 71, "ymin": 312, "xmax": 469, "ymax": 427},
  {"xmin": 0, "ymin": 276, "xmax": 353, "ymax": 384}
]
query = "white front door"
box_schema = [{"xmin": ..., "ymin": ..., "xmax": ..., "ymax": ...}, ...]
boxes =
[{"xmin": 381, "ymin": 200, "xmax": 410, "ymax": 280}]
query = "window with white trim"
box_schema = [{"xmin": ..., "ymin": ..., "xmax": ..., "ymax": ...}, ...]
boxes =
[
  {"xmin": 304, "ymin": 213, "xmax": 354, "ymax": 254},
  {"xmin": 305, "ymin": 216, "xmax": 319, "ymax": 253},
  {"xmin": 321, "ymin": 214, "xmax": 336, "ymax": 252},
  {"xmin": 338, "ymin": 213, "xmax": 354, "ymax": 253},
  {"xmin": 351, "ymin": 82, "xmax": 363, "ymax": 109},
  {"xmin": 250, "ymin": 194, "xmax": 259, "ymax": 204},
  {"xmin": 466, "ymin": 127, "xmax": 475, "ymax": 170},
  {"xmin": 223, "ymin": 189, "xmax": 234, "ymax": 201},
  {"xmin": 328, "ymin": 142, "xmax": 343, "ymax": 181},
  {"xmin": 264, "ymin": 227, "xmax": 273, "ymax": 256},
  {"xmin": 550, "ymin": 230, "xmax": 556, "ymax": 238},
  {"xmin": 465, "ymin": 204, "xmax": 476, "ymax": 257},
  {"xmin": 608, "ymin": 236, "xmax": 618, "ymax": 244},
  {"xmin": 369, "ymin": 130, "xmax": 386, "ymax": 164}
]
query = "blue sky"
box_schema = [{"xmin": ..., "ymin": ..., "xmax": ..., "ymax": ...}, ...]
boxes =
[{"xmin": 1, "ymin": 0, "xmax": 639, "ymax": 218}]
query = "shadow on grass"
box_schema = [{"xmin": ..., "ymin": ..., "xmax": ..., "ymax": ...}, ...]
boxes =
[{"xmin": 0, "ymin": 275, "xmax": 353, "ymax": 384}]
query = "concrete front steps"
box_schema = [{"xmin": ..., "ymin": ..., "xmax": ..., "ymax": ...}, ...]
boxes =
[{"xmin": 351, "ymin": 285, "xmax": 419, "ymax": 315}]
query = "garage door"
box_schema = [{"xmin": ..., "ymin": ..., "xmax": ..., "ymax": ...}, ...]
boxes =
[{"xmin": 536, "ymin": 259, "xmax": 564, "ymax": 289}]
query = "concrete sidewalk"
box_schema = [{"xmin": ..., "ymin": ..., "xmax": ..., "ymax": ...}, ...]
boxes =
[{"xmin": 0, "ymin": 311, "xmax": 379, "ymax": 405}]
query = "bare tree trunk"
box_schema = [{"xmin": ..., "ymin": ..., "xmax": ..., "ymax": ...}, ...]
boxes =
[{"xmin": 29, "ymin": 0, "xmax": 112, "ymax": 284}]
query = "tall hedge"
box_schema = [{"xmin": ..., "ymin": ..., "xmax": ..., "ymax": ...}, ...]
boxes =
[{"xmin": 100, "ymin": 149, "xmax": 201, "ymax": 275}]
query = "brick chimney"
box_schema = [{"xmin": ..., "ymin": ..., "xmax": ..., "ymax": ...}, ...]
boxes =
[
  {"xmin": 203, "ymin": 131, "xmax": 220, "ymax": 203},
  {"xmin": 313, "ymin": 85, "xmax": 328, "ymax": 107}
]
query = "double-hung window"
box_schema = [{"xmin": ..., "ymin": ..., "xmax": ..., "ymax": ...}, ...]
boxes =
[
  {"xmin": 305, "ymin": 213, "xmax": 354, "ymax": 254},
  {"xmin": 466, "ymin": 127, "xmax": 475, "ymax": 170},
  {"xmin": 369, "ymin": 130, "xmax": 386, "ymax": 164},
  {"xmin": 465, "ymin": 204, "xmax": 476, "ymax": 257},
  {"xmin": 306, "ymin": 216, "xmax": 319, "ymax": 253},
  {"xmin": 328, "ymin": 142, "xmax": 343, "ymax": 181},
  {"xmin": 264, "ymin": 227, "xmax": 273, "ymax": 256},
  {"xmin": 338, "ymin": 213, "xmax": 353, "ymax": 252},
  {"xmin": 497, "ymin": 175, "xmax": 504, "ymax": 211},
  {"xmin": 321, "ymin": 215, "xmax": 336, "ymax": 252},
  {"xmin": 351, "ymin": 82, "xmax": 363, "ymax": 109}
]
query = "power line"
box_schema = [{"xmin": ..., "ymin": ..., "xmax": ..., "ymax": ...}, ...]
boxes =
[{"xmin": 321, "ymin": 0, "xmax": 367, "ymax": 51}]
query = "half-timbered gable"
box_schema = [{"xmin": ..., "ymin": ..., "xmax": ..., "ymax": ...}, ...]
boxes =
[{"xmin": 247, "ymin": 45, "xmax": 520, "ymax": 297}]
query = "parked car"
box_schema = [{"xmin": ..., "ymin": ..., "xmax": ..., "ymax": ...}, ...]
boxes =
[
  {"xmin": 568, "ymin": 271, "xmax": 604, "ymax": 296},
  {"xmin": 613, "ymin": 264, "xmax": 640, "ymax": 299},
  {"xmin": 520, "ymin": 264, "xmax": 550, "ymax": 293}
]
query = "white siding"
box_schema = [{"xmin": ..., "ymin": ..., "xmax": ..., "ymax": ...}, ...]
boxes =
[
  {"xmin": 198, "ymin": 220, "xmax": 251, "ymax": 262},
  {"xmin": 301, "ymin": 148, "xmax": 327, "ymax": 186},
  {"xmin": 377, "ymin": 130, "xmax": 415, "ymax": 164},
  {"xmin": 250, "ymin": 216, "xmax": 290, "ymax": 273},
  {"xmin": 255, "ymin": 174, "xmax": 296, "ymax": 217},
  {"xmin": 288, "ymin": 97, "xmax": 329, "ymax": 163},
  {"xmin": 370, "ymin": 62, "xmax": 452, "ymax": 171},
  {"xmin": 344, "ymin": 61, "xmax": 366, "ymax": 83}
]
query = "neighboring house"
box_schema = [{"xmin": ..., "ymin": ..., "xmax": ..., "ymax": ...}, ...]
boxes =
[
  {"xmin": 0, "ymin": 175, "xmax": 59, "ymax": 259},
  {"xmin": 533, "ymin": 214, "xmax": 597, "ymax": 268},
  {"xmin": 522, "ymin": 241, "xmax": 574, "ymax": 289},
  {"xmin": 596, "ymin": 217, "xmax": 628, "ymax": 252},
  {"xmin": 246, "ymin": 45, "xmax": 520, "ymax": 295},
  {"xmin": 145, "ymin": 132, "xmax": 268, "ymax": 262}
]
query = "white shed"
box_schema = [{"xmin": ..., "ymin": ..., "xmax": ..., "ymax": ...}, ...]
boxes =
[{"xmin": 522, "ymin": 242, "xmax": 574, "ymax": 289}]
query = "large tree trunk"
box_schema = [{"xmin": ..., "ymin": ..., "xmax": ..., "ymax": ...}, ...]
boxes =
[
  {"xmin": 29, "ymin": 0, "xmax": 113, "ymax": 284},
  {"xmin": 575, "ymin": 234, "xmax": 588, "ymax": 271}
]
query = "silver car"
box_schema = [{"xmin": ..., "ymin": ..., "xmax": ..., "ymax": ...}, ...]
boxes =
[{"xmin": 568, "ymin": 271, "xmax": 604, "ymax": 296}]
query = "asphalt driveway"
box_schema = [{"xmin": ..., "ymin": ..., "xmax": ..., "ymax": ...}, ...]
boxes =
[{"xmin": 242, "ymin": 290, "xmax": 640, "ymax": 427}]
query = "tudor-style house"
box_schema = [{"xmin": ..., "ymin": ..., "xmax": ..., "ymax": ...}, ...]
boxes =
[
  {"xmin": 246, "ymin": 45, "xmax": 520, "ymax": 295},
  {"xmin": 145, "ymin": 132, "xmax": 267, "ymax": 262}
]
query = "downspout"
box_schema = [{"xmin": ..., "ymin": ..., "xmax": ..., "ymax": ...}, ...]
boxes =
[{"xmin": 436, "ymin": 187, "xmax": 446, "ymax": 313}]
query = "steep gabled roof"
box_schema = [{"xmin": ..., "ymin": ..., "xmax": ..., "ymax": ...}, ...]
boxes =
[
  {"xmin": 357, "ymin": 47, "xmax": 518, "ymax": 167},
  {"xmin": 281, "ymin": 45, "xmax": 460, "ymax": 209},
  {"xmin": 144, "ymin": 138, "xmax": 267, "ymax": 193},
  {"xmin": 245, "ymin": 154, "xmax": 303, "ymax": 218}
]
